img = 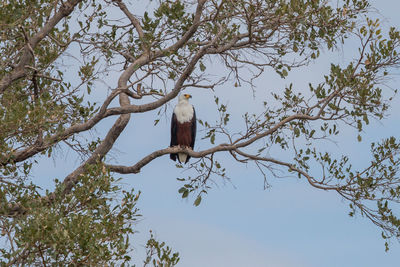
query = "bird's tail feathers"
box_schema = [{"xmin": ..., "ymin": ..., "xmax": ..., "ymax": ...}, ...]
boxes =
[{"xmin": 178, "ymin": 153, "xmax": 188, "ymax": 164}]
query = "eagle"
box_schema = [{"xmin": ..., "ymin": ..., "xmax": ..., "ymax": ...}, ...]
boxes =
[{"xmin": 170, "ymin": 94, "xmax": 196, "ymax": 163}]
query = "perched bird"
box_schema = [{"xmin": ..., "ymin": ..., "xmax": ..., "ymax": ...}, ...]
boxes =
[{"xmin": 170, "ymin": 94, "xmax": 196, "ymax": 163}]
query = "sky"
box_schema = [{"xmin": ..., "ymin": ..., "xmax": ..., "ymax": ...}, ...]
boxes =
[{"xmin": 29, "ymin": 1, "xmax": 400, "ymax": 266}]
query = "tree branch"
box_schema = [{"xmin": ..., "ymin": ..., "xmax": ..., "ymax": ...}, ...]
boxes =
[
  {"xmin": 0, "ymin": 0, "xmax": 83, "ymax": 93},
  {"xmin": 1, "ymin": 88, "xmax": 123, "ymax": 165},
  {"xmin": 105, "ymin": 109, "xmax": 322, "ymax": 174},
  {"xmin": 112, "ymin": 0, "xmax": 146, "ymax": 51}
]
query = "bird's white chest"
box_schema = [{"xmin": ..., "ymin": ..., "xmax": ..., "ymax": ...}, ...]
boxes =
[{"xmin": 174, "ymin": 102, "xmax": 194, "ymax": 123}]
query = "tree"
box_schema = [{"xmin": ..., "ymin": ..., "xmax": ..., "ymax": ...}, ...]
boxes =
[{"xmin": 1, "ymin": 0, "xmax": 400, "ymax": 265}]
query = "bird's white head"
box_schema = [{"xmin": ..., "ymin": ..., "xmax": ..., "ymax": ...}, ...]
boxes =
[
  {"xmin": 178, "ymin": 93, "xmax": 192, "ymax": 103},
  {"xmin": 175, "ymin": 93, "xmax": 194, "ymax": 123}
]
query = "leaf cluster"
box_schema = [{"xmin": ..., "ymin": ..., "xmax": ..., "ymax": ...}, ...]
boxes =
[{"xmin": 1, "ymin": 163, "xmax": 139, "ymax": 266}]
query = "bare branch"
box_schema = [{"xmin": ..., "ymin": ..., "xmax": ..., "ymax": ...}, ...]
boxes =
[{"xmin": 112, "ymin": 0, "xmax": 146, "ymax": 51}]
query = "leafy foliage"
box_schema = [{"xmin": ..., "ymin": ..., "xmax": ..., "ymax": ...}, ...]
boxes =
[
  {"xmin": 143, "ymin": 231, "xmax": 180, "ymax": 267},
  {"xmin": 1, "ymin": 163, "xmax": 139, "ymax": 265}
]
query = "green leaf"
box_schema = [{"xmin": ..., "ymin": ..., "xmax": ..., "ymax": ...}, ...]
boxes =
[
  {"xmin": 194, "ymin": 195, "xmax": 202, "ymax": 206},
  {"xmin": 294, "ymin": 127, "xmax": 300, "ymax": 137},
  {"xmin": 199, "ymin": 62, "xmax": 206, "ymax": 72},
  {"xmin": 178, "ymin": 187, "xmax": 186, "ymax": 193},
  {"xmin": 210, "ymin": 134, "xmax": 215, "ymax": 144}
]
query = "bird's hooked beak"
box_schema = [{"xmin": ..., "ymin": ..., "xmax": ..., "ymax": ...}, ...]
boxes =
[{"xmin": 184, "ymin": 94, "xmax": 192, "ymax": 99}]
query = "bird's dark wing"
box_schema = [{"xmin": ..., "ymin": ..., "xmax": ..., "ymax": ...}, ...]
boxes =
[
  {"xmin": 170, "ymin": 112, "xmax": 178, "ymax": 147},
  {"xmin": 183, "ymin": 108, "xmax": 196, "ymax": 164},
  {"xmin": 190, "ymin": 107, "xmax": 196, "ymax": 149},
  {"xmin": 170, "ymin": 112, "xmax": 178, "ymax": 161}
]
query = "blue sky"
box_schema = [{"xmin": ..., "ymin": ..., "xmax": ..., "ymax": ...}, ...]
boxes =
[{"xmin": 30, "ymin": 1, "xmax": 400, "ymax": 266}]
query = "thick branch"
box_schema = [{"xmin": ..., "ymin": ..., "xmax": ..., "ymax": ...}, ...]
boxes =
[
  {"xmin": 105, "ymin": 111, "xmax": 320, "ymax": 174},
  {"xmin": 105, "ymin": 49, "xmax": 214, "ymax": 116},
  {"xmin": 106, "ymin": 145, "xmax": 233, "ymax": 174},
  {"xmin": 51, "ymin": 113, "xmax": 130, "ymax": 201},
  {"xmin": 1, "ymin": 88, "xmax": 122, "ymax": 165}
]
